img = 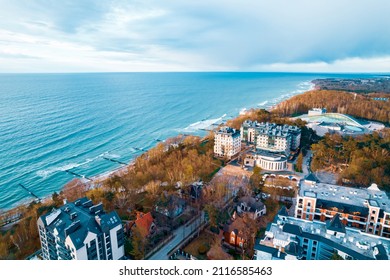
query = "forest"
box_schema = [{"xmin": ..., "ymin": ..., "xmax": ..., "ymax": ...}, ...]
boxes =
[
  {"xmin": 311, "ymin": 132, "xmax": 390, "ymax": 191},
  {"xmin": 0, "ymin": 134, "xmax": 221, "ymax": 260},
  {"xmin": 273, "ymin": 90, "xmax": 390, "ymax": 124}
]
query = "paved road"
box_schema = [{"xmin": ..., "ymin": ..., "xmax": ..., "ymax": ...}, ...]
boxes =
[
  {"xmin": 148, "ymin": 212, "xmax": 205, "ymax": 260},
  {"xmin": 302, "ymin": 151, "xmax": 312, "ymax": 176}
]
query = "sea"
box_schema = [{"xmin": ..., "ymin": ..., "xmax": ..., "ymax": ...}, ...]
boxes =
[{"xmin": 0, "ymin": 72, "xmax": 379, "ymax": 210}]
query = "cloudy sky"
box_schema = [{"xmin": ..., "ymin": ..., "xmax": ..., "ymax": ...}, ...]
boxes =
[{"xmin": 0, "ymin": 0, "xmax": 389, "ymax": 72}]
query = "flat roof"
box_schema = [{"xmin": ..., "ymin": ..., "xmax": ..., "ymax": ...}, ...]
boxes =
[
  {"xmin": 299, "ymin": 182, "xmax": 390, "ymax": 212},
  {"xmin": 263, "ymin": 215, "xmax": 390, "ymax": 260}
]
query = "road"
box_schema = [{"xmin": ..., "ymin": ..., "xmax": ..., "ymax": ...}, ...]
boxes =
[
  {"xmin": 148, "ymin": 212, "xmax": 205, "ymax": 260},
  {"xmin": 302, "ymin": 151, "xmax": 312, "ymax": 176}
]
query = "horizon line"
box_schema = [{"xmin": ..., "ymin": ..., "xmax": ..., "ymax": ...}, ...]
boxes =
[{"xmin": 0, "ymin": 71, "xmax": 389, "ymax": 75}]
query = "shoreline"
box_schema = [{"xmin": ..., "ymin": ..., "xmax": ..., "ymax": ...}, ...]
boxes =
[{"xmin": 0, "ymin": 80, "xmax": 314, "ymax": 215}]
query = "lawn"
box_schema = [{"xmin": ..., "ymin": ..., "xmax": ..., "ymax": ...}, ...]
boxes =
[{"xmin": 183, "ymin": 231, "xmax": 215, "ymax": 260}]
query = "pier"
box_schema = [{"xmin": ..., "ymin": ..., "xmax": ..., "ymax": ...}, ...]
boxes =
[
  {"xmin": 134, "ymin": 147, "xmax": 147, "ymax": 152},
  {"xmin": 18, "ymin": 184, "xmax": 40, "ymax": 200},
  {"xmin": 102, "ymin": 157, "xmax": 127, "ymax": 166},
  {"xmin": 64, "ymin": 170, "xmax": 92, "ymax": 181}
]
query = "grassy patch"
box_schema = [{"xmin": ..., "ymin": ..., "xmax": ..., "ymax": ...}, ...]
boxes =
[{"xmin": 183, "ymin": 231, "xmax": 214, "ymax": 259}]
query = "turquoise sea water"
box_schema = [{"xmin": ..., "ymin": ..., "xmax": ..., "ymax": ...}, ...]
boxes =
[{"xmin": 0, "ymin": 72, "xmax": 379, "ymax": 209}]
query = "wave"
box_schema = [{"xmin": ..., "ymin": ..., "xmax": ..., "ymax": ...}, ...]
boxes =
[
  {"xmin": 239, "ymin": 108, "xmax": 247, "ymax": 115},
  {"xmin": 36, "ymin": 151, "xmax": 120, "ymax": 179},
  {"xmin": 181, "ymin": 114, "xmax": 226, "ymax": 132},
  {"xmin": 258, "ymin": 100, "xmax": 268, "ymax": 107}
]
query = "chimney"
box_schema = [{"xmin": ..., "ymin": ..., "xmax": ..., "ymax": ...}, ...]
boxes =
[{"xmin": 63, "ymin": 199, "xmax": 68, "ymax": 205}]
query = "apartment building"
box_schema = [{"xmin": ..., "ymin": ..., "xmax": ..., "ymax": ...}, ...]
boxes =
[
  {"xmin": 240, "ymin": 121, "xmax": 300, "ymax": 171},
  {"xmin": 241, "ymin": 121, "xmax": 301, "ymax": 154},
  {"xmin": 254, "ymin": 209, "xmax": 389, "ymax": 260},
  {"xmin": 214, "ymin": 126, "xmax": 241, "ymax": 159},
  {"xmin": 37, "ymin": 197, "xmax": 125, "ymax": 260},
  {"xmin": 295, "ymin": 179, "xmax": 390, "ymax": 239}
]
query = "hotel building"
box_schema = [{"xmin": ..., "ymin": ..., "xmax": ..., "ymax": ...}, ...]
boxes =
[
  {"xmin": 37, "ymin": 197, "xmax": 125, "ymax": 260},
  {"xmin": 214, "ymin": 126, "xmax": 241, "ymax": 159},
  {"xmin": 241, "ymin": 121, "xmax": 301, "ymax": 171},
  {"xmin": 254, "ymin": 209, "xmax": 389, "ymax": 260},
  {"xmin": 295, "ymin": 178, "xmax": 390, "ymax": 239}
]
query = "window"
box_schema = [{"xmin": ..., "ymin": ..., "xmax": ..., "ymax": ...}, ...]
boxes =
[{"xmin": 116, "ymin": 229, "xmax": 124, "ymax": 248}]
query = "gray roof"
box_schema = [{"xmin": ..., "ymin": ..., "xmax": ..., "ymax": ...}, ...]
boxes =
[
  {"xmin": 262, "ymin": 214, "xmax": 390, "ymax": 260},
  {"xmin": 216, "ymin": 126, "xmax": 240, "ymax": 137},
  {"xmin": 283, "ymin": 223, "xmax": 303, "ymax": 236},
  {"xmin": 238, "ymin": 196, "xmax": 265, "ymax": 211},
  {"xmin": 305, "ymin": 173, "xmax": 318, "ymax": 183},
  {"xmin": 299, "ymin": 182, "xmax": 390, "ymax": 213},
  {"xmin": 254, "ymin": 242, "xmax": 287, "ymax": 260},
  {"xmin": 326, "ymin": 214, "xmax": 346, "ymax": 233},
  {"xmin": 284, "ymin": 242, "xmax": 303, "ymax": 257},
  {"xmin": 39, "ymin": 197, "xmax": 121, "ymax": 249}
]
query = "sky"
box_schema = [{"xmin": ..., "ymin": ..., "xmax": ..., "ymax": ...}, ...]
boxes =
[{"xmin": 0, "ymin": 0, "xmax": 389, "ymax": 73}]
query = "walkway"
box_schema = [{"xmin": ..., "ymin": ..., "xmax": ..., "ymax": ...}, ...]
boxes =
[{"xmin": 148, "ymin": 212, "xmax": 205, "ymax": 260}]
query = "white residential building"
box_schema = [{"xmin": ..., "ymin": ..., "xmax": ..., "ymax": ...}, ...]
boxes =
[
  {"xmin": 37, "ymin": 197, "xmax": 125, "ymax": 260},
  {"xmin": 214, "ymin": 126, "xmax": 241, "ymax": 159},
  {"xmin": 241, "ymin": 121, "xmax": 301, "ymax": 154},
  {"xmin": 241, "ymin": 121, "xmax": 301, "ymax": 171}
]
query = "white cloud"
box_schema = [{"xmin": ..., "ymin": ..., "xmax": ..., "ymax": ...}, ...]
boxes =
[{"xmin": 0, "ymin": 0, "xmax": 389, "ymax": 72}]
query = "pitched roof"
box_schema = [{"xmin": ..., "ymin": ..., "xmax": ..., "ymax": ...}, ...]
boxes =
[
  {"xmin": 305, "ymin": 173, "xmax": 318, "ymax": 183},
  {"xmin": 38, "ymin": 197, "xmax": 121, "ymax": 249},
  {"xmin": 283, "ymin": 223, "xmax": 303, "ymax": 236},
  {"xmin": 238, "ymin": 196, "xmax": 265, "ymax": 211},
  {"xmin": 284, "ymin": 242, "xmax": 302, "ymax": 258},
  {"xmin": 224, "ymin": 216, "xmax": 246, "ymax": 238},
  {"xmin": 326, "ymin": 214, "xmax": 346, "ymax": 233},
  {"xmin": 135, "ymin": 212, "xmax": 154, "ymax": 237}
]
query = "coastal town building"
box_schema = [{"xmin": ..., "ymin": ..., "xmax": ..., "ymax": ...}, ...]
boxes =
[
  {"xmin": 240, "ymin": 121, "xmax": 301, "ymax": 171},
  {"xmin": 223, "ymin": 215, "xmax": 247, "ymax": 249},
  {"xmin": 241, "ymin": 121, "xmax": 301, "ymax": 154},
  {"xmin": 237, "ymin": 196, "xmax": 267, "ymax": 219},
  {"xmin": 37, "ymin": 197, "xmax": 125, "ymax": 260},
  {"xmin": 254, "ymin": 209, "xmax": 390, "ymax": 260},
  {"xmin": 295, "ymin": 179, "xmax": 390, "ymax": 239},
  {"xmin": 214, "ymin": 126, "xmax": 241, "ymax": 159},
  {"xmin": 132, "ymin": 212, "xmax": 156, "ymax": 238},
  {"xmin": 295, "ymin": 109, "xmax": 384, "ymax": 136},
  {"xmin": 308, "ymin": 108, "xmax": 327, "ymax": 116},
  {"xmin": 155, "ymin": 193, "xmax": 187, "ymax": 219}
]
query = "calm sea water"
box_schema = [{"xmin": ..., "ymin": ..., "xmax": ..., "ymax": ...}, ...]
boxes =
[{"xmin": 0, "ymin": 72, "xmax": 377, "ymax": 209}]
